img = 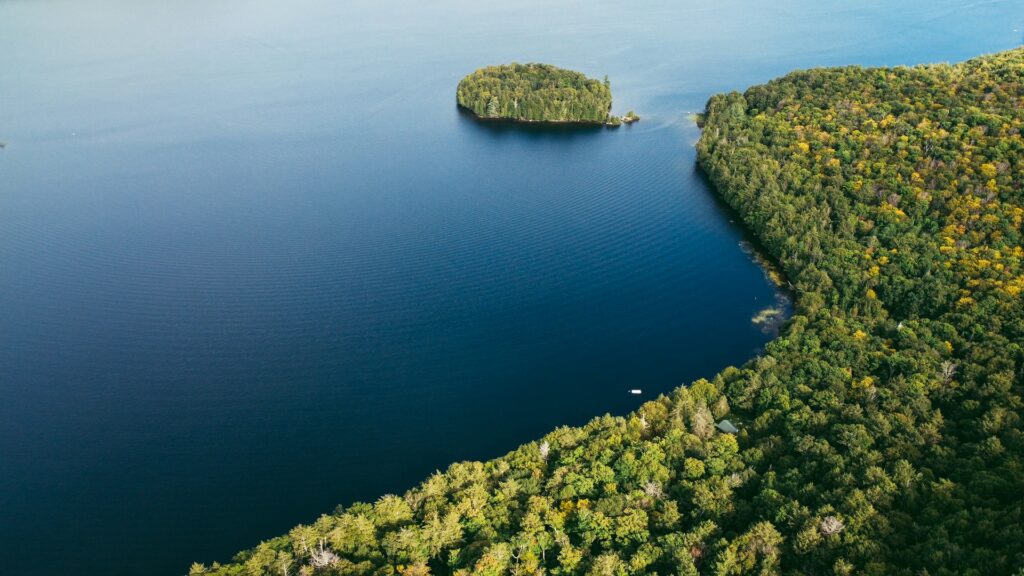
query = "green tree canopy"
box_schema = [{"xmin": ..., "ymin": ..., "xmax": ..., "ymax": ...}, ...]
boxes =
[{"xmin": 456, "ymin": 63, "xmax": 614, "ymax": 124}]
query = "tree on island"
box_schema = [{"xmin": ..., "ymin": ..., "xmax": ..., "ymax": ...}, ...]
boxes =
[{"xmin": 456, "ymin": 63, "xmax": 636, "ymax": 125}]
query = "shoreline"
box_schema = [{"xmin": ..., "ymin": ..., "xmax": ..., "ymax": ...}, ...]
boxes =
[{"xmin": 456, "ymin": 103, "xmax": 636, "ymax": 127}]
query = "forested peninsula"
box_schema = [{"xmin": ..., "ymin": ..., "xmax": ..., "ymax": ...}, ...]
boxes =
[
  {"xmin": 456, "ymin": 63, "xmax": 638, "ymax": 126},
  {"xmin": 193, "ymin": 49, "xmax": 1024, "ymax": 576}
]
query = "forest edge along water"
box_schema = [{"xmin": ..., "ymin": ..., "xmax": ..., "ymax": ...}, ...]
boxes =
[{"xmin": 197, "ymin": 44, "xmax": 1024, "ymax": 576}]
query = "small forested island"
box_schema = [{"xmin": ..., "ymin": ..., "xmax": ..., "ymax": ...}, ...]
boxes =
[
  {"xmin": 193, "ymin": 48, "xmax": 1024, "ymax": 576},
  {"xmin": 456, "ymin": 63, "xmax": 638, "ymax": 126}
]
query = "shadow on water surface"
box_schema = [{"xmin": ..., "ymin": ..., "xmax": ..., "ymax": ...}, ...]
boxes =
[
  {"xmin": 694, "ymin": 164, "xmax": 794, "ymax": 339},
  {"xmin": 456, "ymin": 105, "xmax": 609, "ymax": 140}
]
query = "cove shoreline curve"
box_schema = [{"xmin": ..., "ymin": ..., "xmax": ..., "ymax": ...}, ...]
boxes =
[{"xmin": 190, "ymin": 48, "xmax": 1024, "ymax": 575}]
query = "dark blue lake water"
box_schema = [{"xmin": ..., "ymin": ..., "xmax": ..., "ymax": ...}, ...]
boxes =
[{"xmin": 1, "ymin": 1, "xmax": 1019, "ymax": 574}]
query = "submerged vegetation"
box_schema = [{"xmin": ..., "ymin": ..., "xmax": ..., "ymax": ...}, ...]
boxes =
[
  {"xmin": 456, "ymin": 63, "xmax": 637, "ymax": 126},
  {"xmin": 750, "ymin": 306, "xmax": 786, "ymax": 331},
  {"xmin": 195, "ymin": 49, "xmax": 1024, "ymax": 575}
]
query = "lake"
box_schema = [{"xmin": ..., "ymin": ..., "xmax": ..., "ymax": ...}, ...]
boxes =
[{"xmin": 0, "ymin": 1, "xmax": 1018, "ymax": 574}]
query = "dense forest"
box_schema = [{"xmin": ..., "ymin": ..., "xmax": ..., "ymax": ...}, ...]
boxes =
[
  {"xmin": 456, "ymin": 64, "xmax": 632, "ymax": 125},
  {"xmin": 192, "ymin": 49, "xmax": 1024, "ymax": 575}
]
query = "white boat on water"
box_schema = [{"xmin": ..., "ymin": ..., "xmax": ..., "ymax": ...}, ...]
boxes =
[{"xmin": 629, "ymin": 389, "xmax": 642, "ymax": 395}]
